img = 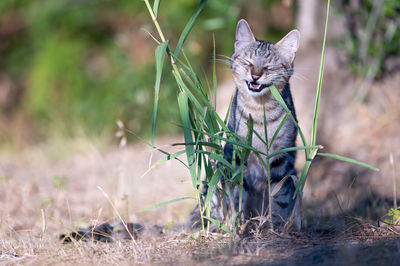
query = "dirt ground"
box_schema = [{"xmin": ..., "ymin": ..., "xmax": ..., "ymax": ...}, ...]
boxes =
[{"xmin": 1, "ymin": 44, "xmax": 400, "ymax": 264}]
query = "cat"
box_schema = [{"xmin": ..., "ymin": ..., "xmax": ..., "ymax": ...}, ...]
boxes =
[
  {"xmin": 189, "ymin": 19, "xmax": 302, "ymax": 232},
  {"xmin": 61, "ymin": 19, "xmax": 302, "ymax": 243}
]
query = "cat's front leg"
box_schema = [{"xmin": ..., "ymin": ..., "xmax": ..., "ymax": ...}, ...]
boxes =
[{"xmin": 270, "ymin": 175, "xmax": 302, "ymax": 231}]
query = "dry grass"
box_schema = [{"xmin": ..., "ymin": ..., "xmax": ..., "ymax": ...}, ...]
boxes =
[
  {"xmin": 1, "ymin": 226, "xmax": 399, "ymax": 265},
  {"xmin": 1, "ymin": 47, "xmax": 400, "ymax": 264},
  {"xmin": 0, "ymin": 135, "xmax": 196, "ymax": 264}
]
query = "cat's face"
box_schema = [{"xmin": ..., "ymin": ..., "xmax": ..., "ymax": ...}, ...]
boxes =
[{"xmin": 231, "ymin": 19, "xmax": 300, "ymax": 97}]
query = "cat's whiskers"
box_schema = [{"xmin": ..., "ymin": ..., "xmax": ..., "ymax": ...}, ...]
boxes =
[
  {"xmin": 214, "ymin": 58, "xmax": 231, "ymax": 66},
  {"xmin": 216, "ymin": 54, "xmax": 235, "ymax": 63},
  {"xmin": 290, "ymin": 73, "xmax": 308, "ymax": 81},
  {"xmin": 269, "ymin": 69, "xmax": 307, "ymax": 81},
  {"xmin": 216, "ymin": 54, "xmax": 233, "ymax": 60}
]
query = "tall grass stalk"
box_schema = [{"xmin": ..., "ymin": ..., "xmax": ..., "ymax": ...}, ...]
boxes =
[
  {"xmin": 264, "ymin": 107, "xmax": 273, "ymax": 230},
  {"xmin": 143, "ymin": 0, "xmax": 378, "ymax": 235}
]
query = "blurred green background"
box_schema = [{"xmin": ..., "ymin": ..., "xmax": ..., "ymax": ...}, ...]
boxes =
[
  {"xmin": 0, "ymin": 0, "xmax": 298, "ymax": 148},
  {"xmin": 0, "ymin": 0, "xmax": 398, "ymax": 149}
]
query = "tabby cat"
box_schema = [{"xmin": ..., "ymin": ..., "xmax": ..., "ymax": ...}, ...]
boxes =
[
  {"xmin": 189, "ymin": 19, "xmax": 301, "ymax": 232},
  {"xmin": 61, "ymin": 19, "xmax": 301, "ymax": 243}
]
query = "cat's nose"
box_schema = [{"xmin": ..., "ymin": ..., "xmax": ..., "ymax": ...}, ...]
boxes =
[{"xmin": 251, "ymin": 74, "xmax": 261, "ymax": 81}]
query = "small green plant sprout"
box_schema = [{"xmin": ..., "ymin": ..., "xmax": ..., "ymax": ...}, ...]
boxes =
[
  {"xmin": 41, "ymin": 198, "xmax": 52, "ymax": 205},
  {"xmin": 53, "ymin": 175, "xmax": 67, "ymax": 189},
  {"xmin": 384, "ymin": 208, "xmax": 400, "ymax": 226}
]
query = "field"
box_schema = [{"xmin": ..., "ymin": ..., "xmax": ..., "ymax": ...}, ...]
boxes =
[{"xmin": 1, "ymin": 42, "xmax": 400, "ymax": 264}]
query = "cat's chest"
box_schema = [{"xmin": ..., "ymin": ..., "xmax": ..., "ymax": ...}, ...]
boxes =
[
  {"xmin": 235, "ymin": 116, "xmax": 283, "ymax": 190},
  {"xmin": 235, "ymin": 107, "xmax": 285, "ymax": 153}
]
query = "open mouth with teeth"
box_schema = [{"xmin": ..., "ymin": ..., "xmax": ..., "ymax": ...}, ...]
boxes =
[{"xmin": 246, "ymin": 81, "xmax": 269, "ymax": 92}]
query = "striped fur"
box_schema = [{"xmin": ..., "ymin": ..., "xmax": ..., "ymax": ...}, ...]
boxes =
[{"xmin": 189, "ymin": 19, "xmax": 302, "ymax": 232}]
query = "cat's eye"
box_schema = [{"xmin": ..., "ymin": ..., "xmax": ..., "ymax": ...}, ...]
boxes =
[
  {"xmin": 263, "ymin": 66, "xmax": 269, "ymax": 71},
  {"xmin": 240, "ymin": 59, "xmax": 253, "ymax": 67}
]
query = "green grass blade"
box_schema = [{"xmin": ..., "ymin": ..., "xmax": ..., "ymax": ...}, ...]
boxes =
[
  {"xmin": 293, "ymin": 148, "xmax": 319, "ymax": 198},
  {"xmin": 203, "ymin": 216, "xmax": 233, "ymax": 235},
  {"xmin": 310, "ymin": 0, "xmax": 330, "ymax": 146},
  {"xmin": 294, "ymin": 159, "xmax": 312, "ymax": 198},
  {"xmin": 247, "ymin": 119, "xmax": 267, "ymax": 147},
  {"xmin": 148, "ymin": 150, "xmax": 186, "ymax": 172},
  {"xmin": 179, "ymin": 66, "xmax": 199, "ymax": 92},
  {"xmin": 204, "ymin": 170, "xmax": 221, "ymax": 214},
  {"xmin": 151, "ymin": 41, "xmax": 169, "ymax": 147},
  {"xmin": 241, "ymin": 116, "xmax": 253, "ymax": 162},
  {"xmin": 179, "ymin": 54, "xmax": 219, "ymax": 135},
  {"xmin": 231, "ymin": 211, "xmax": 241, "ymax": 233},
  {"xmin": 196, "ymin": 151, "xmax": 203, "ymax": 192},
  {"xmin": 123, "ymin": 127, "xmax": 189, "ymax": 169},
  {"xmin": 178, "ymin": 52, "xmax": 206, "ymax": 94},
  {"xmin": 191, "ymin": 106, "xmax": 210, "ymax": 185},
  {"xmin": 270, "ymin": 112, "xmax": 290, "ymax": 147},
  {"xmin": 178, "ymin": 74, "xmax": 218, "ymax": 135},
  {"xmin": 224, "ymin": 95, "xmax": 233, "ymax": 125},
  {"xmin": 153, "ymin": 0, "xmax": 161, "ymax": 18},
  {"xmin": 204, "ymin": 156, "xmax": 214, "ymax": 181},
  {"xmin": 230, "ymin": 166, "xmax": 244, "ymax": 182},
  {"xmin": 204, "ymin": 100, "xmax": 234, "ymax": 135},
  {"xmin": 155, "ymin": 148, "xmax": 188, "ymax": 168},
  {"xmin": 171, "ymin": 116, "xmax": 248, "ymax": 147},
  {"xmin": 269, "ymin": 85, "xmax": 308, "ymax": 149},
  {"xmin": 177, "ymin": 92, "xmax": 197, "ymax": 185},
  {"xmin": 204, "ymin": 162, "xmax": 219, "ymax": 232},
  {"xmin": 317, "ymin": 152, "xmax": 379, "ymax": 171},
  {"xmin": 212, "ymin": 34, "xmax": 217, "ymax": 109},
  {"xmin": 172, "ymin": 141, "xmax": 221, "ymax": 150},
  {"xmin": 195, "ymin": 150, "xmax": 234, "ymax": 171},
  {"xmin": 137, "ymin": 197, "xmax": 195, "ymax": 212},
  {"xmin": 268, "ymin": 145, "xmax": 321, "ymax": 159},
  {"xmin": 185, "ymin": 127, "xmax": 266, "ymax": 156},
  {"xmin": 174, "ymin": 69, "xmax": 205, "ymax": 115},
  {"xmin": 180, "ymin": 50, "xmax": 196, "ymax": 76},
  {"xmin": 263, "ymin": 106, "xmax": 268, "ymax": 148},
  {"xmin": 174, "ymin": 0, "xmax": 208, "ymax": 58},
  {"xmin": 176, "ymin": 58, "xmax": 221, "ymax": 134},
  {"xmin": 252, "ymin": 151, "xmax": 269, "ymax": 172},
  {"xmin": 294, "ymin": 0, "xmax": 331, "ymax": 197}
]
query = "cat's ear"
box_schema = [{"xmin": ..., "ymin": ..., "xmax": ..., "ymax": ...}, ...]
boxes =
[
  {"xmin": 275, "ymin": 30, "xmax": 300, "ymax": 64},
  {"xmin": 235, "ymin": 19, "xmax": 256, "ymax": 50}
]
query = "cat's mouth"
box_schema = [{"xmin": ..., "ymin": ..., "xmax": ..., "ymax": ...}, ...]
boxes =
[{"xmin": 246, "ymin": 81, "xmax": 270, "ymax": 92}]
